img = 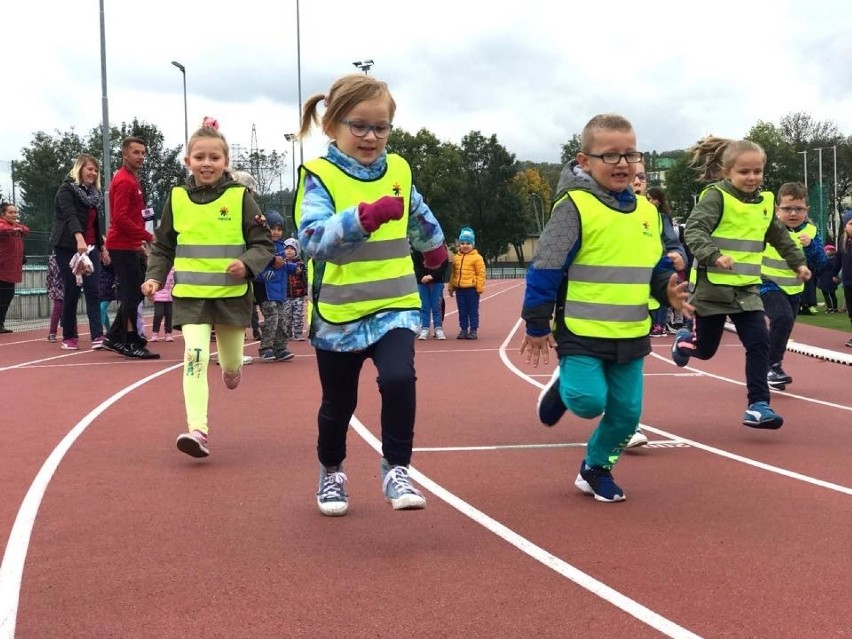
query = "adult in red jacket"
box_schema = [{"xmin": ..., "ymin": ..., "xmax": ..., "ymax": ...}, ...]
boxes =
[
  {"xmin": 0, "ymin": 203, "xmax": 30, "ymax": 333},
  {"xmin": 102, "ymin": 137, "xmax": 159, "ymax": 359}
]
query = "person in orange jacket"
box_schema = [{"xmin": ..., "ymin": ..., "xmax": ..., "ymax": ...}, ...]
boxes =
[{"xmin": 448, "ymin": 227, "xmax": 486, "ymax": 339}]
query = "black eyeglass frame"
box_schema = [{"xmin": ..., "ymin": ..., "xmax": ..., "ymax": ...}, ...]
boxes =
[
  {"xmin": 584, "ymin": 151, "xmax": 645, "ymax": 165},
  {"xmin": 340, "ymin": 119, "xmax": 394, "ymax": 139}
]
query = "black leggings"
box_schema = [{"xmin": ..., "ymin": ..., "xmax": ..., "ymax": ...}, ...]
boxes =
[
  {"xmin": 315, "ymin": 328, "xmax": 416, "ymax": 467},
  {"xmin": 690, "ymin": 311, "xmax": 770, "ymax": 405},
  {"xmin": 761, "ymin": 289, "xmax": 800, "ymax": 366},
  {"xmin": 153, "ymin": 301, "xmax": 173, "ymax": 333},
  {"xmin": 0, "ymin": 280, "xmax": 14, "ymax": 327},
  {"xmin": 106, "ymin": 249, "xmax": 146, "ymax": 345}
]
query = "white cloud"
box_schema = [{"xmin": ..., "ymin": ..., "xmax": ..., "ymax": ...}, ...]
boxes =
[{"xmin": 2, "ymin": 0, "xmax": 851, "ymax": 200}]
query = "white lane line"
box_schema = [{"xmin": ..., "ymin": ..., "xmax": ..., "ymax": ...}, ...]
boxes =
[
  {"xmin": 0, "ymin": 362, "xmax": 183, "ymax": 639},
  {"xmin": 349, "ymin": 417, "xmax": 702, "ymax": 639},
  {"xmin": 413, "ymin": 439, "xmax": 684, "ymax": 452},
  {"xmin": 499, "ymin": 318, "xmax": 852, "ymax": 494},
  {"xmin": 647, "ymin": 351, "xmax": 852, "ymax": 413}
]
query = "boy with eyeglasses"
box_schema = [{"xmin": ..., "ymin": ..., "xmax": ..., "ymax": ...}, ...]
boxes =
[
  {"xmin": 759, "ymin": 182, "xmax": 826, "ymax": 390},
  {"xmin": 520, "ymin": 113, "xmax": 691, "ymax": 502}
]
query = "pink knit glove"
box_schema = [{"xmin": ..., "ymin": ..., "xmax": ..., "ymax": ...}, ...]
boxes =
[
  {"xmin": 422, "ymin": 244, "xmax": 449, "ymax": 269},
  {"xmin": 358, "ymin": 196, "xmax": 404, "ymax": 233}
]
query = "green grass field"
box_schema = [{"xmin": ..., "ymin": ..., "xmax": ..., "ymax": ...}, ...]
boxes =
[{"xmin": 795, "ymin": 288, "xmax": 851, "ymax": 332}]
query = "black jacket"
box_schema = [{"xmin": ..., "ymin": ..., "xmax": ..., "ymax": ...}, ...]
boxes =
[
  {"xmin": 411, "ymin": 248, "xmax": 449, "ymax": 283},
  {"xmin": 50, "ymin": 180, "xmax": 104, "ymax": 252}
]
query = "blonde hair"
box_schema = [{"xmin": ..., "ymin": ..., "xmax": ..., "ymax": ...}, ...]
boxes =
[
  {"xmin": 580, "ymin": 114, "xmax": 634, "ymax": 153},
  {"xmin": 187, "ymin": 124, "xmax": 230, "ymax": 163},
  {"xmin": 689, "ymin": 136, "xmax": 766, "ymax": 182},
  {"xmin": 297, "ymin": 74, "xmax": 396, "ymax": 140},
  {"xmin": 68, "ymin": 154, "xmax": 101, "ymax": 190}
]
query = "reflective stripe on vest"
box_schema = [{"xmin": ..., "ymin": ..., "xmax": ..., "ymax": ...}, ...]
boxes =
[
  {"xmin": 690, "ymin": 186, "xmax": 774, "ymax": 287},
  {"xmin": 297, "ymin": 155, "xmax": 419, "ymax": 324},
  {"xmin": 563, "ymin": 191, "xmax": 662, "ymax": 338},
  {"xmin": 171, "ymin": 186, "xmax": 248, "ymax": 298},
  {"xmin": 761, "ymin": 222, "xmax": 811, "ymax": 294}
]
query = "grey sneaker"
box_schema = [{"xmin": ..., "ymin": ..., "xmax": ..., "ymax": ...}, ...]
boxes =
[
  {"xmin": 417, "ymin": 328, "xmax": 430, "ymax": 340},
  {"xmin": 317, "ymin": 464, "xmax": 348, "ymax": 516},
  {"xmin": 381, "ymin": 458, "xmax": 426, "ymax": 510}
]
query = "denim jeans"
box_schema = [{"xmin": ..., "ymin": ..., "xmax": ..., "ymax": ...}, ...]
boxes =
[{"xmin": 418, "ymin": 282, "xmax": 444, "ymax": 329}]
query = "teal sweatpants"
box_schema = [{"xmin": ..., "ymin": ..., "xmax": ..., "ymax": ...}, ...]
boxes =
[{"xmin": 558, "ymin": 354, "xmax": 644, "ymax": 469}]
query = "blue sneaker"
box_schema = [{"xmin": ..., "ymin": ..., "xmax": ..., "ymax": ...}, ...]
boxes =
[
  {"xmin": 316, "ymin": 464, "xmax": 348, "ymax": 516},
  {"xmin": 742, "ymin": 401, "xmax": 783, "ymax": 429},
  {"xmin": 536, "ymin": 367, "xmax": 566, "ymax": 427},
  {"xmin": 381, "ymin": 458, "xmax": 426, "ymax": 510},
  {"xmin": 574, "ymin": 460, "xmax": 626, "ymax": 502},
  {"xmin": 671, "ymin": 328, "xmax": 695, "ymax": 367}
]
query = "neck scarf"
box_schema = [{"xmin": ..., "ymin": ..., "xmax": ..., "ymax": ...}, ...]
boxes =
[{"xmin": 72, "ymin": 182, "xmax": 103, "ymax": 209}]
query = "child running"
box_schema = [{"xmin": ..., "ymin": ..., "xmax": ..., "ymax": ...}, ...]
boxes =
[
  {"xmin": 759, "ymin": 182, "xmax": 826, "ymax": 390},
  {"xmin": 521, "ymin": 113, "xmax": 691, "ymax": 502},
  {"xmin": 294, "ymin": 73, "xmax": 448, "ymax": 516},
  {"xmin": 142, "ymin": 118, "xmax": 274, "ymax": 458},
  {"xmin": 672, "ymin": 137, "xmax": 810, "ymax": 428}
]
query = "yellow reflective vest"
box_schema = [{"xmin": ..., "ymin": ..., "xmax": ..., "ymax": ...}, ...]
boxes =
[
  {"xmin": 761, "ymin": 221, "xmax": 814, "ymax": 294},
  {"xmin": 295, "ymin": 155, "xmax": 420, "ymax": 324},
  {"xmin": 171, "ymin": 186, "xmax": 248, "ymax": 298},
  {"xmin": 562, "ymin": 190, "xmax": 662, "ymax": 338},
  {"xmin": 690, "ymin": 186, "xmax": 774, "ymax": 287}
]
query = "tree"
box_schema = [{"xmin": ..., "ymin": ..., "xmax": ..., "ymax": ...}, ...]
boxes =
[
  {"xmin": 459, "ymin": 131, "xmax": 522, "ymax": 262},
  {"xmin": 15, "ymin": 129, "xmax": 86, "ymax": 233},
  {"xmin": 387, "ymin": 127, "xmax": 467, "ymax": 239},
  {"xmin": 662, "ymin": 155, "xmax": 702, "ymax": 220},
  {"xmin": 746, "ymin": 120, "xmax": 796, "ymax": 196},
  {"xmin": 560, "ymin": 133, "xmax": 582, "ymax": 165},
  {"xmin": 231, "ymin": 148, "xmax": 285, "ymax": 213}
]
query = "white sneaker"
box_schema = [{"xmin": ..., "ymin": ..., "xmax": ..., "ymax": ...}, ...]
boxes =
[
  {"xmin": 626, "ymin": 429, "xmax": 648, "ymax": 448},
  {"xmin": 434, "ymin": 327, "xmax": 446, "ymax": 340},
  {"xmin": 417, "ymin": 328, "xmax": 430, "ymax": 340}
]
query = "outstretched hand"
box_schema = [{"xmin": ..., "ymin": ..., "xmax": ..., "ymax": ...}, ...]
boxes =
[
  {"xmin": 519, "ymin": 333, "xmax": 557, "ymax": 368},
  {"xmin": 666, "ymin": 274, "xmax": 694, "ymax": 318}
]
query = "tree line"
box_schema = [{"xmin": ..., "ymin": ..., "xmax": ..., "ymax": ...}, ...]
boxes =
[{"xmin": 9, "ymin": 111, "xmax": 852, "ymax": 263}]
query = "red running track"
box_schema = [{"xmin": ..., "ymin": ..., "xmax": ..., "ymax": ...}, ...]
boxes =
[{"xmin": 1, "ymin": 280, "xmax": 851, "ymax": 638}]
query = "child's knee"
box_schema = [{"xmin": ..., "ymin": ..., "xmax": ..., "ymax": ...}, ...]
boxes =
[{"xmin": 564, "ymin": 390, "xmax": 606, "ymax": 419}]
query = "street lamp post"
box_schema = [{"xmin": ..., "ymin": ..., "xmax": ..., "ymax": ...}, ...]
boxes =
[
  {"xmin": 284, "ymin": 133, "xmax": 297, "ymax": 190},
  {"xmin": 99, "ymin": 0, "xmax": 112, "ymax": 226},
  {"xmin": 797, "ymin": 150, "xmax": 807, "ymax": 191},
  {"xmin": 171, "ymin": 61, "xmax": 188, "ymax": 153},
  {"xmin": 352, "ymin": 59, "xmax": 374, "ymax": 74},
  {"xmin": 295, "ymin": 0, "xmax": 304, "ymax": 166}
]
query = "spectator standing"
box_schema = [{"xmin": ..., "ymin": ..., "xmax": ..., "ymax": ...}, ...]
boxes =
[
  {"xmin": 448, "ymin": 227, "xmax": 486, "ymax": 339},
  {"xmin": 413, "ymin": 245, "xmax": 449, "ymax": 340},
  {"xmin": 818, "ymin": 244, "xmax": 839, "ymax": 313},
  {"xmin": 50, "ymin": 154, "xmax": 108, "ymax": 350},
  {"xmin": 46, "ymin": 253, "xmax": 64, "ymax": 341},
  {"xmin": 0, "ymin": 203, "xmax": 29, "ymax": 333},
  {"xmin": 102, "ymin": 137, "xmax": 159, "ymax": 359},
  {"xmin": 150, "ymin": 267, "xmax": 175, "ymax": 341}
]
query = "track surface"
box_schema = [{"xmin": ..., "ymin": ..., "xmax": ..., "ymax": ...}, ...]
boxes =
[{"xmin": 1, "ymin": 281, "xmax": 851, "ymax": 638}]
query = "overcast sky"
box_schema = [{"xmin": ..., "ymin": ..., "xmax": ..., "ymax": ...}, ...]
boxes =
[{"xmin": 2, "ymin": 0, "xmax": 850, "ymax": 197}]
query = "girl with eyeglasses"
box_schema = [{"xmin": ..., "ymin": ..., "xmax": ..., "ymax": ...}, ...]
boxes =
[
  {"xmin": 672, "ymin": 137, "xmax": 810, "ymax": 430},
  {"xmin": 294, "ymin": 74, "xmax": 448, "ymax": 517}
]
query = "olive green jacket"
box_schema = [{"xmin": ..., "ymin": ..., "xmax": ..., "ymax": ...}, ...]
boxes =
[
  {"xmin": 146, "ymin": 175, "xmax": 274, "ymax": 329},
  {"xmin": 684, "ymin": 180, "xmax": 805, "ymax": 316}
]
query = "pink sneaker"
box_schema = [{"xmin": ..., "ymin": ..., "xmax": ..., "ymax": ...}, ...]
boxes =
[
  {"xmin": 176, "ymin": 430, "xmax": 209, "ymax": 458},
  {"xmin": 61, "ymin": 338, "xmax": 79, "ymax": 350},
  {"xmin": 149, "ymin": 333, "xmax": 160, "ymax": 342},
  {"xmin": 91, "ymin": 337, "xmax": 104, "ymax": 350},
  {"xmin": 222, "ymin": 367, "xmax": 242, "ymax": 390},
  {"xmin": 164, "ymin": 333, "xmax": 174, "ymax": 342}
]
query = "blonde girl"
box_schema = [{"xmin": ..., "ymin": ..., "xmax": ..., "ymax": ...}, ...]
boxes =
[{"xmin": 143, "ymin": 119, "xmax": 274, "ymax": 458}]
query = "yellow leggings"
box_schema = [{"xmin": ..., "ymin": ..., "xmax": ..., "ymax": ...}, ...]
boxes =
[{"xmin": 181, "ymin": 323, "xmax": 245, "ymax": 434}]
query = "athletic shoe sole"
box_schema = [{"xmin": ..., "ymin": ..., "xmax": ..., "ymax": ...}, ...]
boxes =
[
  {"xmin": 176, "ymin": 433, "xmax": 209, "ymax": 458},
  {"xmin": 574, "ymin": 475, "xmax": 626, "ymax": 502}
]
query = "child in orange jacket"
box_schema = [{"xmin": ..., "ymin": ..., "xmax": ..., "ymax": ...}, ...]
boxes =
[{"xmin": 448, "ymin": 227, "xmax": 486, "ymax": 339}]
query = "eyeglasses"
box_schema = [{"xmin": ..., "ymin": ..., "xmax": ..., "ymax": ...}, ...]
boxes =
[
  {"xmin": 340, "ymin": 119, "xmax": 393, "ymax": 139},
  {"xmin": 777, "ymin": 206, "xmax": 808, "ymax": 214},
  {"xmin": 634, "ymin": 173, "xmax": 647, "ymax": 181},
  {"xmin": 584, "ymin": 151, "xmax": 644, "ymax": 165}
]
